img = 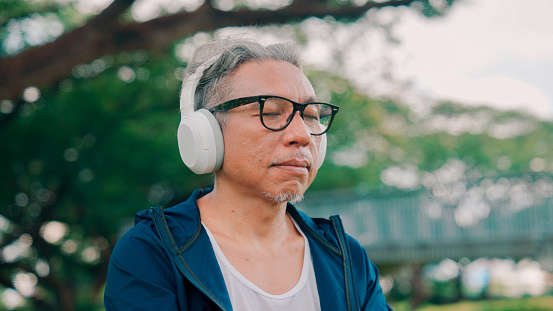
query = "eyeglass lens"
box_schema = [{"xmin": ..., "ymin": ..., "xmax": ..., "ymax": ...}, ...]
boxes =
[{"xmin": 262, "ymin": 97, "xmax": 332, "ymax": 135}]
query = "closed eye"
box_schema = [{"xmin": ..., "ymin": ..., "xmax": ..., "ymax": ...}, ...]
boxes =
[{"xmin": 303, "ymin": 113, "xmax": 319, "ymax": 121}]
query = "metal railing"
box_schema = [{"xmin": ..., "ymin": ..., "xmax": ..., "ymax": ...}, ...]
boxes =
[{"xmin": 300, "ymin": 173, "xmax": 553, "ymax": 264}]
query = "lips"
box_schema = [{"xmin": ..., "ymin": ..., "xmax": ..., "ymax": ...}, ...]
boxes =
[{"xmin": 271, "ymin": 159, "xmax": 311, "ymax": 174}]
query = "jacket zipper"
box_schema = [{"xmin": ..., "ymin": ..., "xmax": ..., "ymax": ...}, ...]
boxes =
[
  {"xmin": 174, "ymin": 253, "xmax": 229, "ymax": 311},
  {"xmin": 331, "ymin": 216, "xmax": 354, "ymax": 311}
]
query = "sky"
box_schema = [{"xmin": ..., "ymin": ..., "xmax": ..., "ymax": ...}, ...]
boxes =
[{"xmin": 392, "ymin": 0, "xmax": 553, "ymax": 119}]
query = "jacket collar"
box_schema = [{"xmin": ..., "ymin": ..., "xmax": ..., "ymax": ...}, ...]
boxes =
[
  {"xmin": 138, "ymin": 187, "xmax": 347, "ymax": 311},
  {"xmin": 140, "ymin": 187, "xmax": 339, "ymax": 251}
]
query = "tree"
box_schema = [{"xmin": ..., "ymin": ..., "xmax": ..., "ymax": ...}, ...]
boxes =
[
  {"xmin": 0, "ymin": 0, "xmax": 462, "ymax": 310},
  {"xmin": 0, "ymin": 0, "xmax": 462, "ymax": 128}
]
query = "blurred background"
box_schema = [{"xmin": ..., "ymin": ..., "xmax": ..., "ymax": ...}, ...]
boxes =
[{"xmin": 1, "ymin": 0, "xmax": 552, "ymax": 310}]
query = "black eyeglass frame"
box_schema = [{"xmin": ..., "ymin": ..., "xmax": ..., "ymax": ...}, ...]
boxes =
[{"xmin": 208, "ymin": 95, "xmax": 340, "ymax": 136}]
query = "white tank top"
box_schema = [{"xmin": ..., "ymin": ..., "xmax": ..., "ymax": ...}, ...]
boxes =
[{"xmin": 202, "ymin": 220, "xmax": 321, "ymax": 311}]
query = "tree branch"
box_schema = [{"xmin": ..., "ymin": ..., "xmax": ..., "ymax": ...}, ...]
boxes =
[
  {"xmin": 0, "ymin": 0, "xmax": 416, "ymax": 110},
  {"xmin": 0, "ymin": 0, "xmax": 136, "ymax": 106},
  {"xmin": 88, "ymin": 0, "xmax": 136, "ymax": 27}
]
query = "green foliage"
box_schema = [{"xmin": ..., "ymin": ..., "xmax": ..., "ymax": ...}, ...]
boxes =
[
  {"xmin": 0, "ymin": 0, "xmax": 84, "ymax": 26},
  {"xmin": 391, "ymin": 296, "xmax": 553, "ymax": 311},
  {"xmin": 310, "ymin": 72, "xmax": 553, "ymax": 192},
  {"xmin": 0, "ymin": 0, "xmax": 89, "ymax": 57},
  {"xmin": 0, "ymin": 50, "xmax": 215, "ymax": 310},
  {"xmin": 0, "ymin": 0, "xmax": 59, "ymax": 24},
  {"xmin": 419, "ymin": 0, "xmax": 457, "ymax": 17}
]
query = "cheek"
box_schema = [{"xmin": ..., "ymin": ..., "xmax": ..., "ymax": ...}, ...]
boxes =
[
  {"xmin": 222, "ymin": 128, "xmax": 271, "ymax": 172},
  {"xmin": 312, "ymin": 137, "xmax": 322, "ymax": 163},
  {"xmin": 309, "ymin": 138, "xmax": 322, "ymax": 179}
]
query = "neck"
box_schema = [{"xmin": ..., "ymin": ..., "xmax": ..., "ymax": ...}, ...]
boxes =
[{"xmin": 197, "ymin": 181, "xmax": 294, "ymax": 244}]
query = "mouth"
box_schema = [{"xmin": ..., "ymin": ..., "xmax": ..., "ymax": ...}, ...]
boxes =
[{"xmin": 270, "ymin": 159, "xmax": 311, "ymax": 174}]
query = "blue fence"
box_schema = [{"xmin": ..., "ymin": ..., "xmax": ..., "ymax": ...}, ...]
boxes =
[{"xmin": 300, "ymin": 173, "xmax": 553, "ymax": 264}]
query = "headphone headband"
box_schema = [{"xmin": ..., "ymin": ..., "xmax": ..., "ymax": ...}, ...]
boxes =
[{"xmin": 180, "ymin": 54, "xmax": 221, "ymax": 114}]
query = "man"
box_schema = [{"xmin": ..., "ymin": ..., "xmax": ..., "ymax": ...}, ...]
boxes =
[{"xmin": 105, "ymin": 39, "xmax": 391, "ymax": 311}]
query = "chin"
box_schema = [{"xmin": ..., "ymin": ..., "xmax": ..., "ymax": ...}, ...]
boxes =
[
  {"xmin": 258, "ymin": 177, "xmax": 311, "ymax": 204},
  {"xmin": 262, "ymin": 191, "xmax": 304, "ymax": 204}
]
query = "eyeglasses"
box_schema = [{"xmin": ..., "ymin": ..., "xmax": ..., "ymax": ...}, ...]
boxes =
[{"xmin": 209, "ymin": 95, "xmax": 339, "ymax": 135}]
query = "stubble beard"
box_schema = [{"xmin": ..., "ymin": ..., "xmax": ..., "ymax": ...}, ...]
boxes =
[{"xmin": 262, "ymin": 191, "xmax": 304, "ymax": 204}]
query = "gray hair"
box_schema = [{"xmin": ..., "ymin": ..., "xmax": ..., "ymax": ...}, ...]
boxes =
[{"xmin": 186, "ymin": 39, "xmax": 301, "ymax": 114}]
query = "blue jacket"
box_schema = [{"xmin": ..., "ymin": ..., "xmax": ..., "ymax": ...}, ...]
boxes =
[{"xmin": 105, "ymin": 188, "xmax": 391, "ymax": 310}]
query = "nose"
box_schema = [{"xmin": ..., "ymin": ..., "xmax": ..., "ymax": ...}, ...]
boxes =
[{"xmin": 283, "ymin": 111, "xmax": 311, "ymax": 147}]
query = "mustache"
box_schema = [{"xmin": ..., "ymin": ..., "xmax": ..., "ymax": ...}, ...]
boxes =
[{"xmin": 270, "ymin": 151, "xmax": 313, "ymax": 168}]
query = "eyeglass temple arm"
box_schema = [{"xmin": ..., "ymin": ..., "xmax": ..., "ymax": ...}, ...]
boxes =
[{"xmin": 208, "ymin": 96, "xmax": 263, "ymax": 113}]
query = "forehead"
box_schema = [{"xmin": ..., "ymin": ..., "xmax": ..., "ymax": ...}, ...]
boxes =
[{"xmin": 225, "ymin": 60, "xmax": 316, "ymax": 102}]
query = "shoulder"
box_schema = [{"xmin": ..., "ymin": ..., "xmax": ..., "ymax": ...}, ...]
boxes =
[
  {"xmin": 105, "ymin": 216, "xmax": 183, "ymax": 310},
  {"xmin": 108, "ymin": 217, "xmax": 174, "ymax": 278},
  {"xmin": 110, "ymin": 218, "xmax": 158, "ymax": 259},
  {"xmin": 345, "ymin": 234, "xmax": 378, "ymax": 283},
  {"xmin": 106, "ymin": 213, "xmax": 180, "ymax": 296}
]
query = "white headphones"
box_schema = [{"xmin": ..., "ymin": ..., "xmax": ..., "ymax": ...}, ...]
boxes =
[{"xmin": 177, "ymin": 56, "xmax": 327, "ymax": 175}]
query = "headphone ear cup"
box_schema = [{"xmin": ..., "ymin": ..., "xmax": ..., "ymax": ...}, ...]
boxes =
[
  {"xmin": 177, "ymin": 109, "xmax": 224, "ymax": 174},
  {"xmin": 317, "ymin": 134, "xmax": 327, "ymax": 169}
]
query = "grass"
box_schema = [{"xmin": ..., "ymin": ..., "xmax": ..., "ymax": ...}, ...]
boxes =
[{"xmin": 389, "ymin": 296, "xmax": 553, "ymax": 311}]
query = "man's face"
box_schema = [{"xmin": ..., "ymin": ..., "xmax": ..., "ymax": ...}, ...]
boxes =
[{"xmin": 216, "ymin": 60, "xmax": 322, "ymax": 202}]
